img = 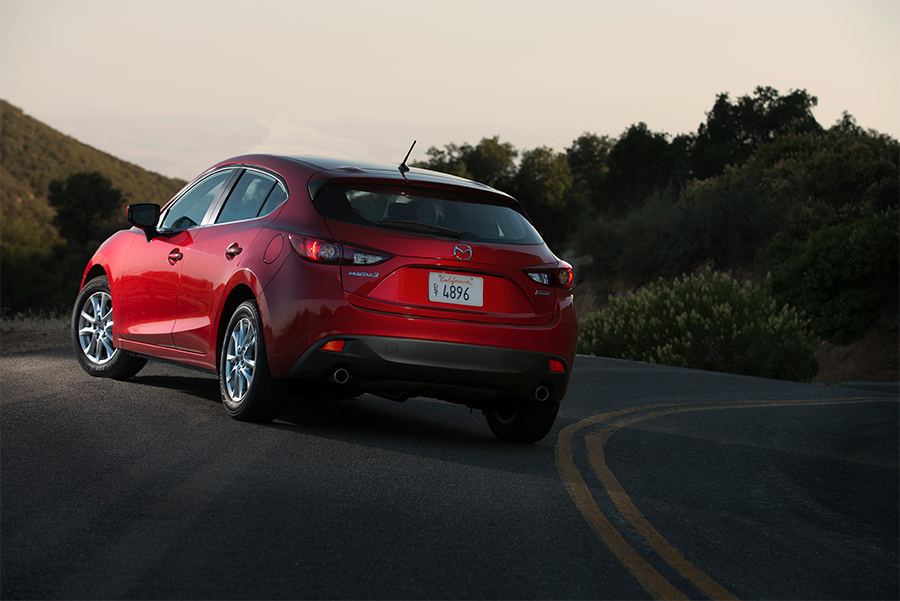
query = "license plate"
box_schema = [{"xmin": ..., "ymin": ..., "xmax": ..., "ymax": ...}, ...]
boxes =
[{"xmin": 428, "ymin": 272, "xmax": 483, "ymax": 307}]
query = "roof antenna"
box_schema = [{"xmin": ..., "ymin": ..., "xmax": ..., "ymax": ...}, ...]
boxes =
[{"xmin": 398, "ymin": 140, "xmax": 416, "ymax": 173}]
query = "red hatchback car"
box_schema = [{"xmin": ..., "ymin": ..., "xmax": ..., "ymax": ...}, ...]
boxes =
[{"xmin": 72, "ymin": 154, "xmax": 577, "ymax": 442}]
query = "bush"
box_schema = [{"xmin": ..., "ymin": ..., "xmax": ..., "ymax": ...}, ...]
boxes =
[
  {"xmin": 578, "ymin": 271, "xmax": 818, "ymax": 381},
  {"xmin": 771, "ymin": 208, "xmax": 899, "ymax": 344}
]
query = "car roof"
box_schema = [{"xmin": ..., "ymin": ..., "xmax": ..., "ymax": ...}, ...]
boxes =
[
  {"xmin": 274, "ymin": 155, "xmax": 514, "ymax": 201},
  {"xmin": 211, "ymin": 154, "xmax": 517, "ymax": 204}
]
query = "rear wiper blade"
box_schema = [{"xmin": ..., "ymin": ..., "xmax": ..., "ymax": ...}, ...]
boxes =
[{"xmin": 378, "ymin": 219, "xmax": 462, "ymax": 239}]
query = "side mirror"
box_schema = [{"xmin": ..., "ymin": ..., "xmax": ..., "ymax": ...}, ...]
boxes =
[{"xmin": 127, "ymin": 203, "xmax": 160, "ymax": 241}]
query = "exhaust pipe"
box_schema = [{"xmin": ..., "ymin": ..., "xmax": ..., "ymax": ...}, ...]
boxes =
[
  {"xmin": 327, "ymin": 367, "xmax": 351, "ymax": 385},
  {"xmin": 534, "ymin": 385, "xmax": 550, "ymax": 402}
]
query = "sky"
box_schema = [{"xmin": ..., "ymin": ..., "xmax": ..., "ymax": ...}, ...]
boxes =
[{"xmin": 2, "ymin": 0, "xmax": 898, "ymax": 181}]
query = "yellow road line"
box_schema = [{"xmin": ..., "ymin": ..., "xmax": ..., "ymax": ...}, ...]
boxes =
[
  {"xmin": 557, "ymin": 417, "xmax": 689, "ymax": 601},
  {"xmin": 557, "ymin": 397, "xmax": 892, "ymax": 600}
]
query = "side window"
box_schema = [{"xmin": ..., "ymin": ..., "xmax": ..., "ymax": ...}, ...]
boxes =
[
  {"xmin": 216, "ymin": 171, "xmax": 285, "ymax": 224},
  {"xmin": 258, "ymin": 184, "xmax": 287, "ymax": 217},
  {"xmin": 161, "ymin": 170, "xmax": 232, "ymax": 230}
]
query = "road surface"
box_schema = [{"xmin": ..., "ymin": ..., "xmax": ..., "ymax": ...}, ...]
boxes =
[{"xmin": 2, "ymin": 348, "xmax": 897, "ymax": 599}]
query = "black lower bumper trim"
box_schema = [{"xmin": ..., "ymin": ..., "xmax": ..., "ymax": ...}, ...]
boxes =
[{"xmin": 285, "ymin": 336, "xmax": 569, "ymax": 402}]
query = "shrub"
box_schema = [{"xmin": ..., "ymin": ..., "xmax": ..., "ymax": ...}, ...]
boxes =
[
  {"xmin": 578, "ymin": 271, "xmax": 818, "ymax": 381},
  {"xmin": 771, "ymin": 208, "xmax": 899, "ymax": 344}
]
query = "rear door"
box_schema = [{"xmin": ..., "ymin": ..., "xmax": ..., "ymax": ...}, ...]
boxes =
[{"xmin": 172, "ymin": 168, "xmax": 286, "ymax": 354}]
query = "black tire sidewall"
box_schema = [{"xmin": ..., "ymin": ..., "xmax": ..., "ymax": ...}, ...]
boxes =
[
  {"xmin": 486, "ymin": 396, "xmax": 560, "ymax": 443},
  {"xmin": 219, "ymin": 300, "xmax": 286, "ymax": 422},
  {"xmin": 71, "ymin": 276, "xmax": 146, "ymax": 379}
]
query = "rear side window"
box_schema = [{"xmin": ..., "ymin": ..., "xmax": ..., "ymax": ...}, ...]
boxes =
[
  {"xmin": 216, "ymin": 170, "xmax": 286, "ymax": 224},
  {"xmin": 314, "ymin": 184, "xmax": 544, "ymax": 245},
  {"xmin": 160, "ymin": 170, "xmax": 232, "ymax": 230}
]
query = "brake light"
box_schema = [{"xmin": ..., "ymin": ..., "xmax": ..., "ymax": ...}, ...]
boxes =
[
  {"xmin": 289, "ymin": 234, "xmax": 392, "ymax": 265},
  {"xmin": 527, "ymin": 263, "xmax": 574, "ymax": 289},
  {"xmin": 290, "ymin": 234, "xmax": 341, "ymax": 263},
  {"xmin": 558, "ymin": 265, "xmax": 574, "ymax": 289}
]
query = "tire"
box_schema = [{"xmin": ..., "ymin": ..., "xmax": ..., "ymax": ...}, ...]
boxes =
[
  {"xmin": 219, "ymin": 300, "xmax": 288, "ymax": 422},
  {"xmin": 485, "ymin": 395, "xmax": 560, "ymax": 443},
  {"xmin": 72, "ymin": 276, "xmax": 147, "ymax": 379}
]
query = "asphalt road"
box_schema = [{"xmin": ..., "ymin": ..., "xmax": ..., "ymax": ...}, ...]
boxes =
[{"xmin": 2, "ymin": 347, "xmax": 897, "ymax": 600}]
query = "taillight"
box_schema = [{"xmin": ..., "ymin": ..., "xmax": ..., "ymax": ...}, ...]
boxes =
[
  {"xmin": 558, "ymin": 265, "xmax": 574, "ymax": 289},
  {"xmin": 289, "ymin": 234, "xmax": 392, "ymax": 265},
  {"xmin": 344, "ymin": 246, "xmax": 390, "ymax": 266},
  {"xmin": 526, "ymin": 262, "xmax": 574, "ymax": 289},
  {"xmin": 527, "ymin": 272, "xmax": 551, "ymax": 286},
  {"xmin": 289, "ymin": 234, "xmax": 341, "ymax": 263}
]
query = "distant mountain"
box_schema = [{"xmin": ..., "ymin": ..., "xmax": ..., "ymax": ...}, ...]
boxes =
[{"xmin": 0, "ymin": 100, "xmax": 187, "ymax": 313}]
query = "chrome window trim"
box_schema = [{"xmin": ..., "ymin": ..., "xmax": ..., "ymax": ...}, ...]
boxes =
[
  {"xmin": 208, "ymin": 166, "xmax": 290, "ymax": 226},
  {"xmin": 157, "ymin": 165, "xmax": 290, "ymax": 233},
  {"xmin": 157, "ymin": 168, "xmax": 238, "ymax": 232}
]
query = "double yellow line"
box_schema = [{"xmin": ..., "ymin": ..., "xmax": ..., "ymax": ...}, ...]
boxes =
[{"xmin": 555, "ymin": 398, "xmax": 889, "ymax": 600}]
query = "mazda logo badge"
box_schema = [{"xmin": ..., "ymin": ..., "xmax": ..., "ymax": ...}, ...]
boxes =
[{"xmin": 454, "ymin": 244, "xmax": 473, "ymax": 261}]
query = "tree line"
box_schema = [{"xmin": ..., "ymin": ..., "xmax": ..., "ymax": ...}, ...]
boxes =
[{"xmin": 414, "ymin": 86, "xmax": 899, "ymax": 344}]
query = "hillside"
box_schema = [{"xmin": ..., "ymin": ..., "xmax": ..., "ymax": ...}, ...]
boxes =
[
  {"xmin": 1, "ymin": 100, "xmax": 187, "ymax": 312},
  {"xmin": 1, "ymin": 100, "xmax": 186, "ymax": 219}
]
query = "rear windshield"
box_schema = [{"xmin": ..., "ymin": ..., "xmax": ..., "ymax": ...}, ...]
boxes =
[{"xmin": 313, "ymin": 183, "xmax": 544, "ymax": 245}]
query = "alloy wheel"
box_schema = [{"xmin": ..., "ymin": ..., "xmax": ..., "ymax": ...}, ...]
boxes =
[
  {"xmin": 224, "ymin": 317, "xmax": 257, "ymax": 402},
  {"xmin": 77, "ymin": 291, "xmax": 118, "ymax": 365}
]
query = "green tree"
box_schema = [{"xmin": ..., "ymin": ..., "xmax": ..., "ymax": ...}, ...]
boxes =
[
  {"xmin": 463, "ymin": 136, "xmax": 518, "ymax": 189},
  {"xmin": 691, "ymin": 86, "xmax": 822, "ymax": 180},
  {"xmin": 601, "ymin": 123, "xmax": 688, "ymax": 215},
  {"xmin": 416, "ymin": 136, "xmax": 518, "ymax": 189},
  {"xmin": 512, "ymin": 146, "xmax": 574, "ymax": 250},
  {"xmin": 418, "ymin": 143, "xmax": 471, "ymax": 179},
  {"xmin": 48, "ymin": 172, "xmax": 124, "ymax": 246},
  {"xmin": 565, "ymin": 132, "xmax": 613, "ymax": 212},
  {"xmin": 771, "ymin": 208, "xmax": 899, "ymax": 344}
]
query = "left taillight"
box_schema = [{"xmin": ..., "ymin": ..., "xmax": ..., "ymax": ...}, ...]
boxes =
[
  {"xmin": 289, "ymin": 234, "xmax": 391, "ymax": 265},
  {"xmin": 289, "ymin": 234, "xmax": 342, "ymax": 263}
]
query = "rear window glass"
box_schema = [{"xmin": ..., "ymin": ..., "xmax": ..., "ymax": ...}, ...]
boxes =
[{"xmin": 313, "ymin": 184, "xmax": 544, "ymax": 245}]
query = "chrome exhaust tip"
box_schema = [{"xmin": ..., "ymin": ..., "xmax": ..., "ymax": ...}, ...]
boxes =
[
  {"xmin": 534, "ymin": 385, "xmax": 550, "ymax": 402},
  {"xmin": 328, "ymin": 367, "xmax": 351, "ymax": 385}
]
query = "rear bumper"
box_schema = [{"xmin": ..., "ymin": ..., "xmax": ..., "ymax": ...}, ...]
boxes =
[{"xmin": 285, "ymin": 335, "xmax": 571, "ymax": 402}]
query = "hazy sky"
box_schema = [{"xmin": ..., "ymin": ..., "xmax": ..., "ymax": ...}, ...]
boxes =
[{"xmin": 2, "ymin": 0, "xmax": 898, "ymax": 181}]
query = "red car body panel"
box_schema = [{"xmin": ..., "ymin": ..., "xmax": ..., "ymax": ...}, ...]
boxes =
[{"xmin": 80, "ymin": 154, "xmax": 578, "ymax": 402}]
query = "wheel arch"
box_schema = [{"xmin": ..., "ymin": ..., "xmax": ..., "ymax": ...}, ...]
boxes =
[
  {"xmin": 215, "ymin": 283, "xmax": 258, "ymax": 370},
  {"xmin": 82, "ymin": 264, "xmax": 109, "ymax": 289}
]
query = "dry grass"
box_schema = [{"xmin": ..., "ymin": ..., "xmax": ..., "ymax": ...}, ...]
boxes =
[
  {"xmin": 0, "ymin": 311, "xmax": 70, "ymax": 333},
  {"xmin": 0, "ymin": 312, "xmax": 71, "ymax": 355}
]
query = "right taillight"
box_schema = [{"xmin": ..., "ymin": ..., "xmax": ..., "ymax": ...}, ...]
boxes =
[
  {"xmin": 558, "ymin": 265, "xmax": 574, "ymax": 289},
  {"xmin": 527, "ymin": 262, "xmax": 574, "ymax": 289}
]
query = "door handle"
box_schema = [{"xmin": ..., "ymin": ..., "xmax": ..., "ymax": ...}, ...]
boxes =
[
  {"xmin": 168, "ymin": 249, "xmax": 183, "ymax": 264},
  {"xmin": 225, "ymin": 243, "xmax": 243, "ymax": 260}
]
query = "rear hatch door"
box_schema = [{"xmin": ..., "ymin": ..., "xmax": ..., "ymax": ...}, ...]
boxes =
[{"xmin": 312, "ymin": 180, "xmax": 562, "ymax": 326}]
